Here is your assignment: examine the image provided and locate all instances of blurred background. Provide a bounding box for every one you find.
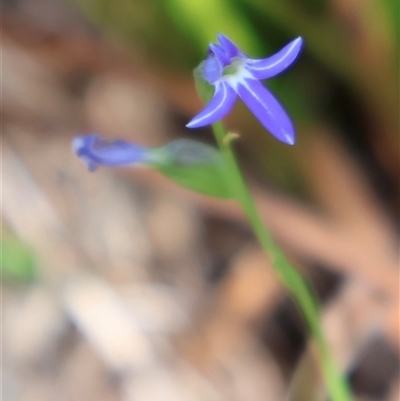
[2,0,399,400]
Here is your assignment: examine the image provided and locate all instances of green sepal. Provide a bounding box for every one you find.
[194,63,215,103]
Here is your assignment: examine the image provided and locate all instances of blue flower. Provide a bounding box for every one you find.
[72,134,149,171]
[186,34,304,145]
[72,134,223,171]
[72,134,232,197]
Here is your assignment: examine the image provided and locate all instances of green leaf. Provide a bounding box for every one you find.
[151,139,233,198]
[1,238,37,284]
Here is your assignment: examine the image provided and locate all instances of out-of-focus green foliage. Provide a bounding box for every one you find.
[383,0,400,39]
[75,0,198,68]
[2,237,37,284]
[163,0,263,53]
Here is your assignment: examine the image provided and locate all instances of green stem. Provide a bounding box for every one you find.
[212,121,353,401]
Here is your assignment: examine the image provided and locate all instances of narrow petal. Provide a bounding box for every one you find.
[217,34,241,58]
[72,134,148,170]
[246,37,303,80]
[208,43,230,66]
[186,82,237,128]
[236,79,295,144]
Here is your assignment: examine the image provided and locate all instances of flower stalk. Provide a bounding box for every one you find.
[211,119,353,401]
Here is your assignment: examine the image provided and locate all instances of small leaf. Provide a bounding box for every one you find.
[2,238,37,284]
[152,139,232,198]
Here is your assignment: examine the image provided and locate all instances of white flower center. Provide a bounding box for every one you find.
[221,59,254,89]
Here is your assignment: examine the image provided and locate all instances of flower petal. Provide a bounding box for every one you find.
[186,81,237,128]
[208,43,230,66]
[236,79,295,144]
[217,34,241,58]
[202,54,223,84]
[246,37,303,80]
[72,134,148,170]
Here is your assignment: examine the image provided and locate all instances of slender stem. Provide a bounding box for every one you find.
[212,121,353,401]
